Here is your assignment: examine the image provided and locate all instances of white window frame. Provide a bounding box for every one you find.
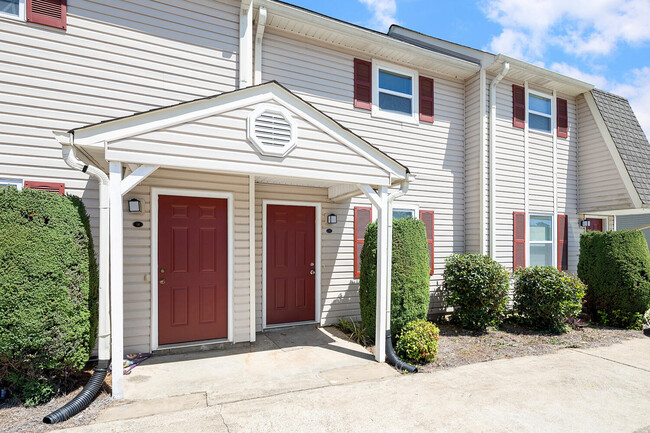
[392,204,419,220]
[0,0,25,21]
[528,90,553,134]
[372,60,419,125]
[527,213,555,267]
[0,178,23,190]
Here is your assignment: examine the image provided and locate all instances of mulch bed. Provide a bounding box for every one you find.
[0,370,113,433]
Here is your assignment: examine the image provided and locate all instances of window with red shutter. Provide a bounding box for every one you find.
[354,206,372,278]
[557,214,568,270]
[513,211,526,269]
[419,76,434,123]
[24,180,65,194]
[557,98,568,138]
[27,0,66,30]
[512,84,525,129]
[419,210,434,274]
[354,59,372,110]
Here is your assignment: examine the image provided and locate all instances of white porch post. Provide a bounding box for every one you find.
[109,162,125,399]
[375,186,390,362]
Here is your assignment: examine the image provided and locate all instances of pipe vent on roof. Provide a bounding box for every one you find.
[247,104,297,157]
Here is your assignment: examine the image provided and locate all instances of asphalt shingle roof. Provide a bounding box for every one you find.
[590,89,650,205]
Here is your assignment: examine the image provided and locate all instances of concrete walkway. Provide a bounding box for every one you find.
[59,330,650,433]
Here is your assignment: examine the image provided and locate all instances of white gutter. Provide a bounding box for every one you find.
[488,62,510,258]
[239,0,254,88]
[254,6,267,85]
[478,67,486,254]
[54,131,110,362]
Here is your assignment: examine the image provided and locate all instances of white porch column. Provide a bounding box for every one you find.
[375,186,390,362]
[249,175,256,342]
[109,162,125,399]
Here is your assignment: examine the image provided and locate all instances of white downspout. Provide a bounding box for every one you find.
[54,131,110,363]
[488,62,510,258]
[254,6,267,85]
[239,0,254,89]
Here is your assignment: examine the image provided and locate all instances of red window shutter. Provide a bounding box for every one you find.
[557,98,568,138]
[27,0,66,30]
[420,210,435,275]
[419,76,434,123]
[354,206,372,278]
[24,181,65,195]
[354,58,372,110]
[557,214,568,270]
[512,84,525,129]
[513,211,526,269]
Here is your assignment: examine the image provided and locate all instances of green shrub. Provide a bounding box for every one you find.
[334,318,371,346]
[0,187,98,405]
[578,230,650,325]
[597,310,644,330]
[513,266,585,333]
[442,254,510,330]
[359,218,431,339]
[395,319,439,364]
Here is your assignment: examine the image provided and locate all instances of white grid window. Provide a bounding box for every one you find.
[0,0,25,21]
[529,92,552,133]
[529,214,553,266]
[372,61,418,124]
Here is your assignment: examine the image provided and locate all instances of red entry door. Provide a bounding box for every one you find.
[266,205,316,325]
[158,195,228,345]
[586,218,603,232]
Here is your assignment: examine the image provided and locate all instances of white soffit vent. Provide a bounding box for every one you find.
[247,104,297,157]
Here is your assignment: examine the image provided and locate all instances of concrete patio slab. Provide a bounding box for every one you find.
[93,392,207,423]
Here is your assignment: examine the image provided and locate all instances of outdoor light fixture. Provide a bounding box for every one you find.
[580,219,591,227]
[327,214,337,224]
[128,198,142,213]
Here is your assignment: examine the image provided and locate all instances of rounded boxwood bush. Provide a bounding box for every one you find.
[513,266,585,333]
[442,254,510,331]
[578,230,650,327]
[395,319,439,364]
[359,218,430,339]
[0,187,98,405]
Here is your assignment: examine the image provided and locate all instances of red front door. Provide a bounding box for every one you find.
[158,195,228,345]
[266,205,316,325]
[586,218,603,232]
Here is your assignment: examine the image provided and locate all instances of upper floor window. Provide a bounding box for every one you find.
[0,0,24,20]
[528,92,552,133]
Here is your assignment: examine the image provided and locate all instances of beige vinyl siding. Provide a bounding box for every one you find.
[0,0,240,352]
[123,169,250,353]
[464,73,481,254]
[262,31,466,318]
[577,94,635,212]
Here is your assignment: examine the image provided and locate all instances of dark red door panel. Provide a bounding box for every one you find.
[158,195,228,345]
[586,218,603,232]
[267,205,316,325]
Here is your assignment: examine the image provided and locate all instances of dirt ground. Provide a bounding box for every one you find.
[0,374,113,433]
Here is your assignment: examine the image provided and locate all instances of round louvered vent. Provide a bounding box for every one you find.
[247,105,297,157]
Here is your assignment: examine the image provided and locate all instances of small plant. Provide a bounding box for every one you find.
[395,319,440,364]
[597,310,644,330]
[334,318,371,346]
[644,309,650,327]
[513,266,585,333]
[442,254,510,331]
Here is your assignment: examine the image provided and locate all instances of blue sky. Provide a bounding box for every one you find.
[282,0,650,137]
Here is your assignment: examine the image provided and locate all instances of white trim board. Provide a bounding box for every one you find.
[150,187,235,351]
[262,200,322,329]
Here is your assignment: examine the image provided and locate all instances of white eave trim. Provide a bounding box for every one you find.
[583,91,644,209]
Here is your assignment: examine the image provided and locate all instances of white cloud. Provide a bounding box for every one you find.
[358,0,398,31]
[549,62,610,88]
[483,0,650,58]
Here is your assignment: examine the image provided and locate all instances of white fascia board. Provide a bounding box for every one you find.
[583,92,643,209]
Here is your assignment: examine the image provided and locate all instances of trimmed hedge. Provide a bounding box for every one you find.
[513,266,585,333]
[442,254,510,331]
[395,319,439,364]
[359,218,430,339]
[578,230,650,327]
[0,187,98,405]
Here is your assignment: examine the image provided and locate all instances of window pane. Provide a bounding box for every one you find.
[530,113,551,132]
[529,94,551,114]
[530,215,552,241]
[0,0,19,16]
[530,243,553,266]
[393,209,415,219]
[378,70,412,95]
[378,92,412,115]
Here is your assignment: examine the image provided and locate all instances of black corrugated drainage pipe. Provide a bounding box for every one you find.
[43,359,109,424]
[385,330,418,373]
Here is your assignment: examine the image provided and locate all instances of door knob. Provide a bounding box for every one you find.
[160,268,165,274]
[159,279,166,284]
[310,270,316,275]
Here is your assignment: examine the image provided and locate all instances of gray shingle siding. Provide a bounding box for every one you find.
[590,89,650,204]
